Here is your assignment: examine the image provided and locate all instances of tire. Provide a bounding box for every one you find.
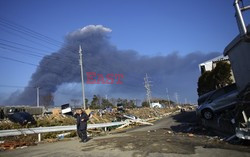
[202,109,214,120]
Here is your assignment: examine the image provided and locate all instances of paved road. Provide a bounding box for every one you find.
[1,112,250,157]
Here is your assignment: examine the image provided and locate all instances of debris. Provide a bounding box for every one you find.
[186,127,192,132]
[18,146,28,149]
[0,141,36,150]
[231,118,235,124]
[0,107,178,151]
[123,114,138,120]
[167,131,172,134]
[134,120,153,126]
[188,133,194,137]
[57,132,71,140]
[51,108,61,115]
[8,112,36,125]
[117,122,130,129]
[225,135,236,142]
[236,127,250,140]
[181,108,186,112]
[61,104,73,116]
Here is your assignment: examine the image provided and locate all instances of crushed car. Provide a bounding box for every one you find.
[8,110,36,125]
[196,83,239,120]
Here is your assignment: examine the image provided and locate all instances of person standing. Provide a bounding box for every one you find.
[73,109,81,139]
[77,109,89,142]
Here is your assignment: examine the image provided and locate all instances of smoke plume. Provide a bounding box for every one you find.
[5,25,220,105]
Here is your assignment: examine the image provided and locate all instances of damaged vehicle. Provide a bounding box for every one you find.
[196,83,239,120]
[8,110,36,125]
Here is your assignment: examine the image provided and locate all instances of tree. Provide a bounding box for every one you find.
[213,61,233,88]
[117,98,123,104]
[109,98,117,106]
[197,71,215,96]
[85,98,88,108]
[141,101,150,107]
[197,61,233,96]
[89,95,100,109]
[123,100,136,108]
[101,99,113,109]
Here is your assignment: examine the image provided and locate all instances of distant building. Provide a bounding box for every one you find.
[199,55,229,74]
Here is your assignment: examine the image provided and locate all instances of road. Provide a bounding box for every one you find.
[1,111,250,157]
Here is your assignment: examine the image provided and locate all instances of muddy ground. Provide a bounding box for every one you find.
[1,111,250,157]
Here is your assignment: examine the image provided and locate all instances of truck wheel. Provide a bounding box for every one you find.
[202,109,213,120]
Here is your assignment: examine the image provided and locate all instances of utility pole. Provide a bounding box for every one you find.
[174,92,179,105]
[166,88,170,106]
[79,45,86,109]
[144,73,152,107]
[36,87,40,107]
[134,99,137,106]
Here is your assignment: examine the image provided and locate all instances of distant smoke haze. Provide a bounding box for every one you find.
[3,25,220,105]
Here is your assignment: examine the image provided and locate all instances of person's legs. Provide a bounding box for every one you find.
[77,129,82,138]
[80,129,87,142]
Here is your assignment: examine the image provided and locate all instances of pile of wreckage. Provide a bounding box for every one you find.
[196,0,250,140]
[0,107,180,150]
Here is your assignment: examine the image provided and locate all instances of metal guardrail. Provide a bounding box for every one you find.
[0,121,127,137]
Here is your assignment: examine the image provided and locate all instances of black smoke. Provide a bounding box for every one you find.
[5,25,220,105]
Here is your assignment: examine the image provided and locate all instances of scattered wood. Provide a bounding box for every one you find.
[0,141,36,150]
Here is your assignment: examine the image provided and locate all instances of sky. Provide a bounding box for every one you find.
[0,0,249,106]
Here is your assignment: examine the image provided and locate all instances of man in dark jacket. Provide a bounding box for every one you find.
[77,109,89,142]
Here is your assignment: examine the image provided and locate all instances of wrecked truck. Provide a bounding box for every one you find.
[222,0,250,140]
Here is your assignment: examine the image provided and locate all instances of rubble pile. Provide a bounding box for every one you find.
[126,108,170,119]
[35,114,76,127]
[0,135,37,151]
[0,107,180,148]
[0,107,180,130]
[0,141,36,150]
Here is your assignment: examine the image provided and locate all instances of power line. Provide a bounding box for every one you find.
[0,26,56,51]
[0,55,38,66]
[0,54,143,91]
[0,18,147,85]
[0,17,63,45]
[0,18,62,47]
[0,18,145,80]
[0,42,80,65]
[0,18,148,94]
[0,17,79,57]
[0,18,79,60]
[0,84,34,88]
[0,39,52,55]
[0,55,76,77]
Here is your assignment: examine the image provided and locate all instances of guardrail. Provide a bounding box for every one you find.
[0,121,127,140]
